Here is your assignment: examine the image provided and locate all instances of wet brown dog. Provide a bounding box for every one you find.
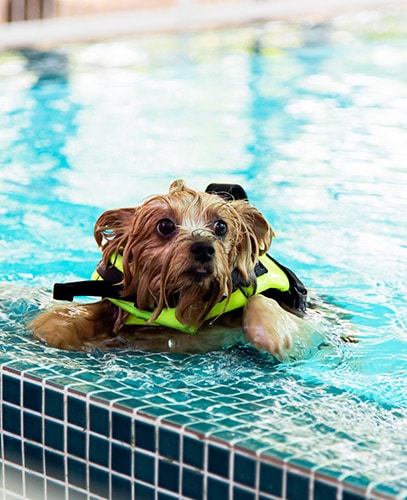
[30,180,316,359]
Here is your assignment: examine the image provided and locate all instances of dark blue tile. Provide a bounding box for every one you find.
[158,493,178,500]
[47,479,65,498]
[183,436,204,469]
[259,462,283,497]
[67,396,86,427]
[112,412,132,443]
[233,486,255,500]
[89,465,109,497]
[45,419,64,452]
[314,479,337,500]
[182,468,203,500]
[3,374,20,405]
[159,460,179,493]
[112,474,133,500]
[67,427,86,459]
[4,435,22,465]
[45,388,64,420]
[89,405,109,436]
[208,444,230,479]
[134,451,155,485]
[286,471,309,500]
[89,434,109,468]
[134,483,155,500]
[234,453,256,488]
[24,442,44,473]
[24,412,42,443]
[135,421,156,452]
[342,491,365,500]
[23,381,42,413]
[159,428,180,461]
[45,450,65,481]
[2,404,21,435]
[112,442,131,476]
[25,472,45,500]
[207,476,229,498]
[68,458,87,489]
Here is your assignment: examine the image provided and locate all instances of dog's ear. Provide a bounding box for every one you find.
[94,207,136,254]
[234,202,274,255]
[250,207,274,254]
[231,202,274,283]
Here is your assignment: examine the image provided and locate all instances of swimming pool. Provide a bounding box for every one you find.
[1,10,407,499]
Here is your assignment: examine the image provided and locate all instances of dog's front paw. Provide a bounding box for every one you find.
[30,306,85,350]
[30,300,118,351]
[30,304,106,350]
[243,295,301,360]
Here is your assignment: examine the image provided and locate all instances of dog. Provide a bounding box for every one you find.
[30,180,319,360]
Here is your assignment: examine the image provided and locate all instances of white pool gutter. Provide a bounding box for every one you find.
[0,0,404,49]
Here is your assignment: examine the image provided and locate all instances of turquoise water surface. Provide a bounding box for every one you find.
[1,11,407,494]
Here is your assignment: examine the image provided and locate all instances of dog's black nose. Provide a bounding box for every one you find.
[190,241,215,263]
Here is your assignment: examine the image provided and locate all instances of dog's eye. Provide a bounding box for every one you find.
[157,218,176,237]
[213,220,228,238]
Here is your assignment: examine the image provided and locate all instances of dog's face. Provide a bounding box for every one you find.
[94,180,273,328]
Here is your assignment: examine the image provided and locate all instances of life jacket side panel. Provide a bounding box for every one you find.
[108,297,197,334]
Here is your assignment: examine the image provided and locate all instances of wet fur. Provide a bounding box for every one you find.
[30,180,314,359]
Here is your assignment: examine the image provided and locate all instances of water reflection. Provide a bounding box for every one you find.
[0,49,99,283]
[10,49,77,183]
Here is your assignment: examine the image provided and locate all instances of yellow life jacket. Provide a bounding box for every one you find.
[91,253,296,334]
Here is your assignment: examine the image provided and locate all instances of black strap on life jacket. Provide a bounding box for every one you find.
[53,280,123,301]
[53,256,307,314]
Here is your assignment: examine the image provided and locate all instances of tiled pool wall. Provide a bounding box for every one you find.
[0,365,396,500]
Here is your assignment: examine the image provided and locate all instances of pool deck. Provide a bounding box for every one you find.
[0,0,405,49]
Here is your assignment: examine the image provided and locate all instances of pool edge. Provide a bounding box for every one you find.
[0,0,406,50]
[0,364,401,499]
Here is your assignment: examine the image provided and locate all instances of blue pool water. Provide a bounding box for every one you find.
[1,11,407,497]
